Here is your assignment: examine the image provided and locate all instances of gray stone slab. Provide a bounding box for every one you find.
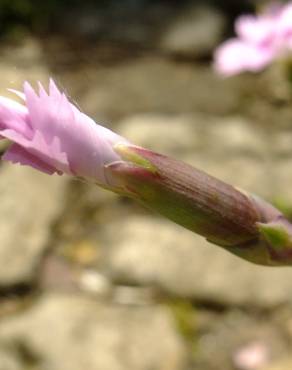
[102,216,292,307]
[0,164,67,285]
[0,293,187,370]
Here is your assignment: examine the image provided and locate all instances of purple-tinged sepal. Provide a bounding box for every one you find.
[107,143,292,266]
[256,216,292,265]
[107,144,261,248]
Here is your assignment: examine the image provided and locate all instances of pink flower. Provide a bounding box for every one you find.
[233,341,269,370]
[277,2,292,46]
[2,80,292,267]
[214,38,275,76]
[214,2,292,76]
[0,80,128,187]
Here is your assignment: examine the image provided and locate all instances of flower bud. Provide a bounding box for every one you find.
[107,144,292,266]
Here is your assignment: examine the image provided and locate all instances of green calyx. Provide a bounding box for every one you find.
[114,143,156,173]
[110,143,292,266]
[111,143,261,248]
[257,221,292,251]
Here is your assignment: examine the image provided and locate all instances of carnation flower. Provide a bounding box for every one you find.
[214,3,292,76]
[0,80,128,188]
[2,79,292,266]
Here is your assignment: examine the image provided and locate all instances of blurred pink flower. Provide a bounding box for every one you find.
[233,341,269,370]
[0,80,128,187]
[214,2,292,76]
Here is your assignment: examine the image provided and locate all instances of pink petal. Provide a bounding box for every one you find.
[235,15,276,45]
[3,143,58,175]
[277,3,292,41]
[214,4,290,77]
[214,39,275,76]
[1,128,71,175]
[8,89,25,101]
[0,96,26,114]
[0,80,129,185]
[0,96,32,138]
[24,81,127,183]
[49,78,63,99]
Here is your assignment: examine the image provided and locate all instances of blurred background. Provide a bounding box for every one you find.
[2,1,292,370]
